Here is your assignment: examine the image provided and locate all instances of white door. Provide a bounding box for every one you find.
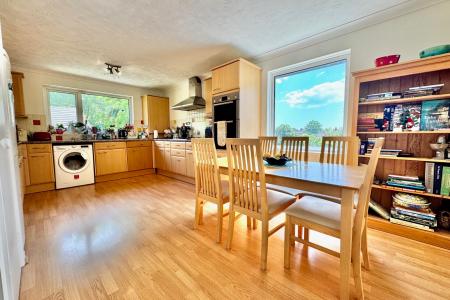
[0,45,25,299]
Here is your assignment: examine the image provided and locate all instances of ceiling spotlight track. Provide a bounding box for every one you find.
[105,62,122,75]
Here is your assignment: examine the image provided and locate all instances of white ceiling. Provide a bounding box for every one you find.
[0,0,440,88]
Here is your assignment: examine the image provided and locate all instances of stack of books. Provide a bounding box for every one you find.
[386,175,426,191]
[357,113,383,132]
[390,193,437,231]
[380,149,402,157]
[403,84,443,98]
[359,92,403,102]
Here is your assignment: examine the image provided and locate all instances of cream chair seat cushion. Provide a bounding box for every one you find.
[258,188,296,214]
[285,196,355,230]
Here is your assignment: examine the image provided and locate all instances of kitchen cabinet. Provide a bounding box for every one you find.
[212,61,239,95]
[211,58,261,138]
[18,144,30,186]
[154,142,165,170]
[127,146,153,171]
[11,72,26,117]
[185,150,195,178]
[95,148,128,176]
[27,144,54,185]
[142,95,170,132]
[171,156,186,176]
[28,152,54,185]
[164,148,171,171]
[204,78,212,115]
[126,141,153,171]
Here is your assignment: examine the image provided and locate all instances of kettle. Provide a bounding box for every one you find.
[118,129,128,139]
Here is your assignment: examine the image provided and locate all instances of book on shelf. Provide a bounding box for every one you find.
[386,175,426,191]
[360,92,402,102]
[425,162,435,193]
[440,166,450,196]
[434,164,443,194]
[383,105,396,131]
[390,209,437,227]
[389,217,434,232]
[368,200,390,220]
[392,204,436,220]
[420,99,450,131]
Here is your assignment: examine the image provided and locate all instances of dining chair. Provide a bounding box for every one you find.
[317,136,373,267]
[259,136,278,156]
[225,138,296,271]
[284,137,383,299]
[263,136,310,198]
[320,136,360,166]
[192,138,229,243]
[280,136,309,161]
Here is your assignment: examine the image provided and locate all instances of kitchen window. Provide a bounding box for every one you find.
[47,88,132,129]
[267,50,350,150]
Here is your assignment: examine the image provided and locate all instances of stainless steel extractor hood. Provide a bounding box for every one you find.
[171,76,206,111]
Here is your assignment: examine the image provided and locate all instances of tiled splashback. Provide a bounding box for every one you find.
[16,114,48,132]
[170,109,211,137]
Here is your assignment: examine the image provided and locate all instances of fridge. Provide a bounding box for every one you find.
[0,23,25,300]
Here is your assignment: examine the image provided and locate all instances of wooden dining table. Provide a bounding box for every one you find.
[217,157,366,299]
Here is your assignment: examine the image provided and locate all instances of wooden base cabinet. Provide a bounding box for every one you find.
[186,150,194,178]
[171,156,186,176]
[126,141,153,171]
[26,144,54,185]
[95,148,128,176]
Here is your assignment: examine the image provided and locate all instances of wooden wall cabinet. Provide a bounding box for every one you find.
[212,61,239,94]
[142,95,170,132]
[95,148,128,176]
[204,78,212,115]
[211,58,261,138]
[11,72,26,117]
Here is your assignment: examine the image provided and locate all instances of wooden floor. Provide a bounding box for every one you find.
[20,174,450,299]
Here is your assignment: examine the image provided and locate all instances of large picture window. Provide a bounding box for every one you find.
[268,50,350,150]
[47,88,132,129]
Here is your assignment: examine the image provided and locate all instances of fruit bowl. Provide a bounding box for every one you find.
[263,154,291,166]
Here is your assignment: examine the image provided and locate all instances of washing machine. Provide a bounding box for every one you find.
[53,144,95,189]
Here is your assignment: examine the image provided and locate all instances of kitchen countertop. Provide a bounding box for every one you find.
[19,138,195,145]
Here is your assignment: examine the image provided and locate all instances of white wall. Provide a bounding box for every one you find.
[256,1,450,134]
[12,65,164,128]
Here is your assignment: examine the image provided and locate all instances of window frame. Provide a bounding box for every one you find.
[266,49,351,142]
[44,85,134,128]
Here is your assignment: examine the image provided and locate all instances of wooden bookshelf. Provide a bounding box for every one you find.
[353,53,450,250]
[358,93,450,106]
[371,184,450,200]
[357,130,450,135]
[368,215,450,250]
[359,154,449,163]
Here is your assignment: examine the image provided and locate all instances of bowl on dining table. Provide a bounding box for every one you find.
[263,154,291,166]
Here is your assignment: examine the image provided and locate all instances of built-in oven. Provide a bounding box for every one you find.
[213,91,239,149]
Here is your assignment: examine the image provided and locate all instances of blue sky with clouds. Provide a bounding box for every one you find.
[274,60,346,129]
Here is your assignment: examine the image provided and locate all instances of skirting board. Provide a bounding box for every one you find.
[95,169,155,183]
[25,182,55,194]
[156,169,195,184]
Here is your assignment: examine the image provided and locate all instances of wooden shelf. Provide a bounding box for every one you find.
[357,130,450,135]
[371,184,450,200]
[358,93,450,106]
[368,215,450,250]
[359,154,449,163]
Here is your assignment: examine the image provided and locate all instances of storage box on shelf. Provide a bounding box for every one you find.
[353,53,450,249]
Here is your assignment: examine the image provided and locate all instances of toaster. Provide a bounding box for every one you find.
[32,132,51,141]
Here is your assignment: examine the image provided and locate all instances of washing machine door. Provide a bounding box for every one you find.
[58,149,90,174]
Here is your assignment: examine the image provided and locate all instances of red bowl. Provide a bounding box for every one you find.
[375,55,400,67]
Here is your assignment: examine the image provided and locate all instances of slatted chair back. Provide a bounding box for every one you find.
[353,138,383,237]
[226,138,267,217]
[320,136,360,166]
[259,136,278,156]
[280,137,309,161]
[192,138,222,202]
